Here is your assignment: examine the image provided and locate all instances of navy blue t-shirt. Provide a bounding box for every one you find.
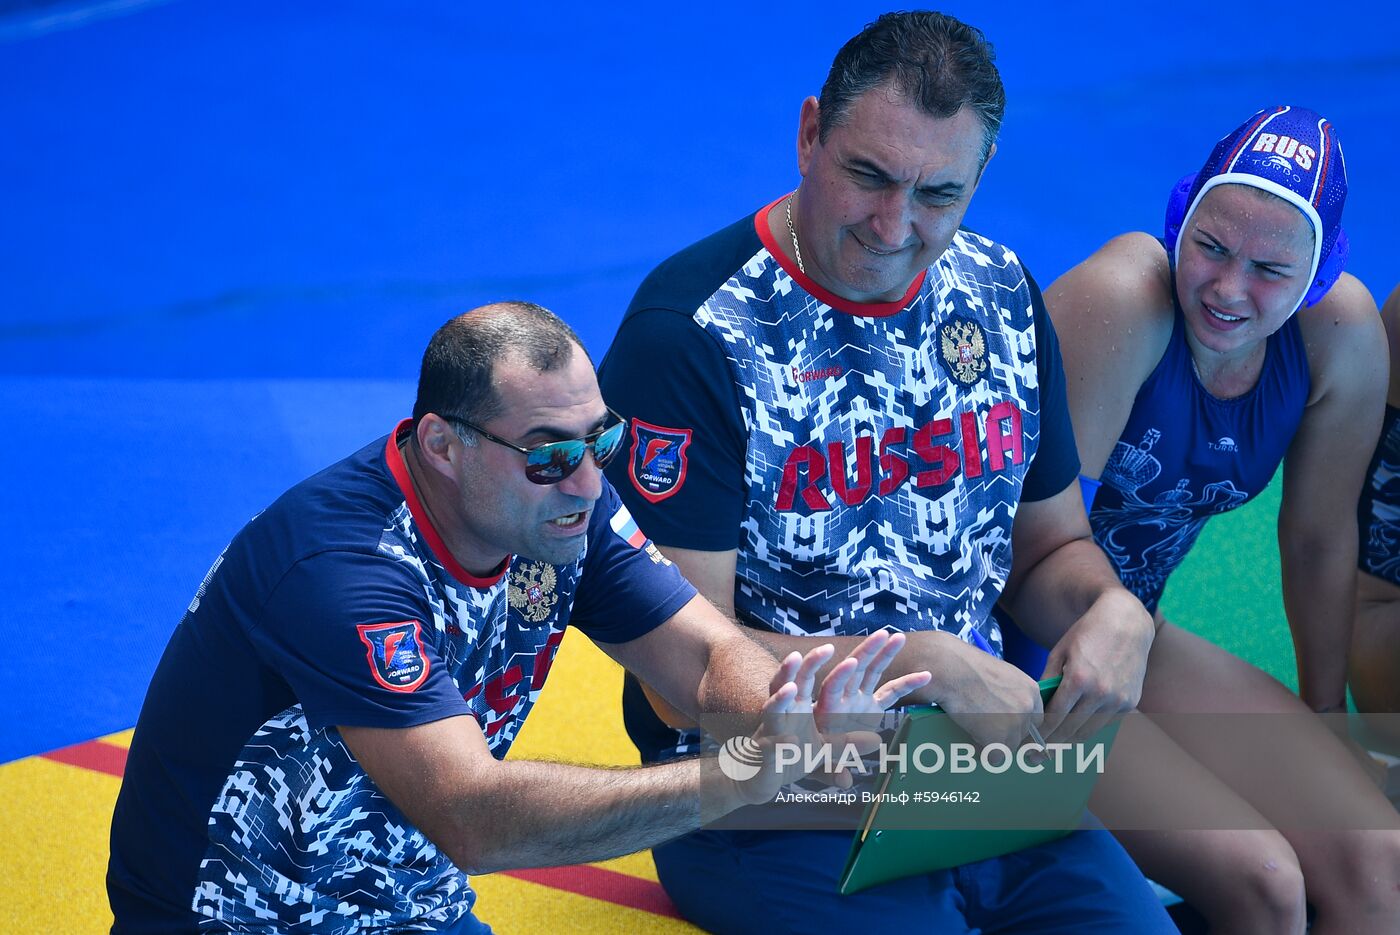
[597,202,1078,760]
[108,421,695,933]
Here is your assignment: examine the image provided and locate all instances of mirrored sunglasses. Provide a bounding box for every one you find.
[440,408,628,485]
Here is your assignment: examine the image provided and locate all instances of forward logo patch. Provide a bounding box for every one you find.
[628,420,692,503]
[357,620,430,692]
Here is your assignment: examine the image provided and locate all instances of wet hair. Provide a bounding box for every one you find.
[411,302,588,436]
[817,11,1005,163]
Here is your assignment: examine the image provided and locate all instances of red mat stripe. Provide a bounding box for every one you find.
[502,865,680,918]
[37,737,680,919]
[40,739,128,777]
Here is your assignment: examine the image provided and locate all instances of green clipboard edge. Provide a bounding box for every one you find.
[837,676,1119,895]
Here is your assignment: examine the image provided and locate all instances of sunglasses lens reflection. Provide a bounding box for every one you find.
[592,422,625,468]
[521,418,628,485]
[525,441,587,483]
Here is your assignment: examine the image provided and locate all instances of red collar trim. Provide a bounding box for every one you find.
[385,419,509,588]
[754,195,926,318]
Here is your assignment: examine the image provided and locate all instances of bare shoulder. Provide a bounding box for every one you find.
[1296,272,1385,401]
[1045,232,1175,387]
[1297,272,1382,353]
[1045,232,1177,476]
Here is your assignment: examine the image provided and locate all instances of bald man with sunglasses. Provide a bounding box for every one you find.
[107,302,929,935]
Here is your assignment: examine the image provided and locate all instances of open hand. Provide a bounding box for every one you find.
[734,632,931,802]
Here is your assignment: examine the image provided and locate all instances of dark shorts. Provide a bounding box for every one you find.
[1359,404,1400,586]
[652,824,1175,934]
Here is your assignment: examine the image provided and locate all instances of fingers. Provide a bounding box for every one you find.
[792,643,835,706]
[1040,657,1077,740]
[1045,704,1120,747]
[813,629,910,705]
[815,655,859,711]
[817,630,894,706]
[781,632,913,715]
[768,651,803,696]
[1041,674,1080,744]
[871,669,932,709]
[1073,707,1122,745]
[857,631,904,697]
[772,633,931,754]
[1043,671,1131,745]
[758,677,799,735]
[1039,649,1068,739]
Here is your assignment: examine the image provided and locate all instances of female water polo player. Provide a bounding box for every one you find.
[1046,106,1400,933]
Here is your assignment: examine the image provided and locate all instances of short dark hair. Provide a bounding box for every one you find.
[818,11,1005,163]
[411,302,588,431]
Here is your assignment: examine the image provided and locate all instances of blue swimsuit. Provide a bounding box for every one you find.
[1358,404,1400,586]
[1088,300,1310,612]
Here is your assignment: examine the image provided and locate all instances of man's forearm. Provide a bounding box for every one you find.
[691,629,782,724]
[1004,536,1145,646]
[447,756,740,875]
[456,631,888,875]
[640,625,783,733]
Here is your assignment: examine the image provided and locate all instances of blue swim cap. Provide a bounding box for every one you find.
[1164,106,1348,309]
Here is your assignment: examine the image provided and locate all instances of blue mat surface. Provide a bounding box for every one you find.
[2,0,1397,761]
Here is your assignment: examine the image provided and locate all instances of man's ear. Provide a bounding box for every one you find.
[974,141,997,186]
[796,96,821,177]
[415,414,461,480]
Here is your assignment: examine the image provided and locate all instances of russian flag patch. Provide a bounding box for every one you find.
[609,503,648,549]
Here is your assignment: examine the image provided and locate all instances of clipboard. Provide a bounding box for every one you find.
[837,676,1119,894]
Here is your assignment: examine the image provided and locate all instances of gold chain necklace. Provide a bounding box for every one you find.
[784,193,806,274]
